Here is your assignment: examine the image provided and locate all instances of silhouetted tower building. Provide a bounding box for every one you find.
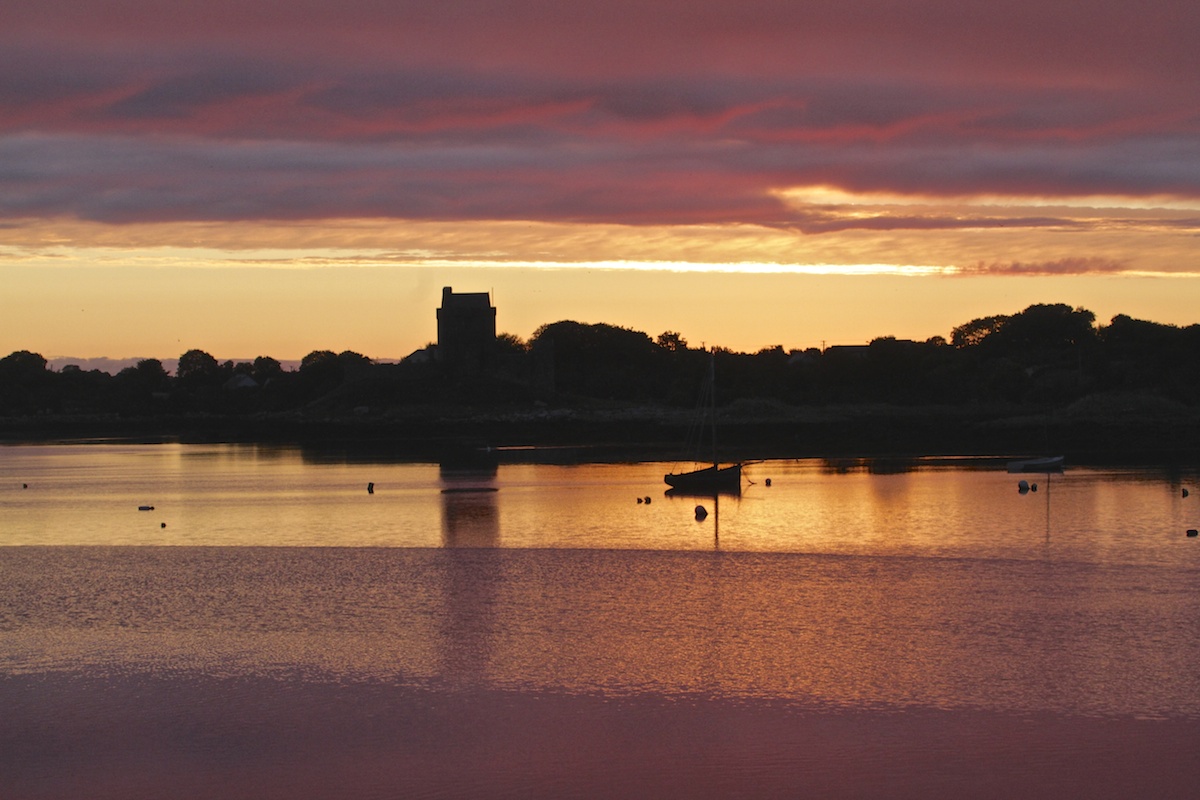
[436,286,496,374]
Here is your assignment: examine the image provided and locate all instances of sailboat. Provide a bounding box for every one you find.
[664,352,742,493]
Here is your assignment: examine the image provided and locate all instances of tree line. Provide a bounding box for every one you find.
[2,304,1198,418]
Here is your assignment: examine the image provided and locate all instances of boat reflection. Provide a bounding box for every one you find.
[821,456,1008,474]
[664,486,742,499]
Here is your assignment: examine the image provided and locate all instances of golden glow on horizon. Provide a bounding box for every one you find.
[2,209,1199,361]
[4,260,1199,362]
[1,212,1198,279]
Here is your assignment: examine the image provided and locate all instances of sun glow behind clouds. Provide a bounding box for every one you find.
[0,242,946,277]
[775,185,1200,212]
[0,216,950,275]
[425,260,947,276]
[774,185,1200,240]
[2,212,1199,282]
[4,208,1198,280]
[0,217,951,278]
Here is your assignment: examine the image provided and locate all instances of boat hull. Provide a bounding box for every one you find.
[1007,456,1064,473]
[664,464,742,494]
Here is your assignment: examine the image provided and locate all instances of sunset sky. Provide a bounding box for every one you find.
[2,1,1199,364]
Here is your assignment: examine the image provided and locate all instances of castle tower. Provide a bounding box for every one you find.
[436,286,496,374]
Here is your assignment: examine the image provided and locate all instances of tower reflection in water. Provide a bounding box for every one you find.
[437,448,501,686]
[439,447,500,548]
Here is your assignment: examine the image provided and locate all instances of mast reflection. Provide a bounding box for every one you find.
[666,487,738,550]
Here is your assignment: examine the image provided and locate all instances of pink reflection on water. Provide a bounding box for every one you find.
[3,673,1198,800]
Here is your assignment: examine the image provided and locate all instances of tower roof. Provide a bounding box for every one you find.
[440,286,492,310]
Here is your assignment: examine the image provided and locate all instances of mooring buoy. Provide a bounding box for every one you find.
[367,482,375,494]
[1187,529,1198,537]
[695,505,708,520]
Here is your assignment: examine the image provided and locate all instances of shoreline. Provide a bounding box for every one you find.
[3,398,1199,466]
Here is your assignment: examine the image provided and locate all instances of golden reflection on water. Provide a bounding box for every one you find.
[2,444,1199,566]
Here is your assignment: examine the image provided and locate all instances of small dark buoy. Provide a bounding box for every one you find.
[1031,483,1038,492]
[644,496,651,504]
[695,505,708,520]
[138,505,154,511]
[1184,488,1190,498]
[22,483,28,489]
[765,478,772,487]
[1018,480,1030,493]
[1187,529,1198,537]
[367,482,375,495]
[637,497,644,504]
[160,522,166,529]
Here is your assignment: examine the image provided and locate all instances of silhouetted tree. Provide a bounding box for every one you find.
[133,359,170,390]
[530,320,664,399]
[865,337,925,402]
[252,356,283,385]
[1101,315,1177,359]
[176,349,222,386]
[0,350,49,413]
[657,331,688,351]
[711,346,788,403]
[172,349,229,411]
[112,359,171,413]
[1098,315,1200,399]
[991,304,1096,355]
[295,350,354,401]
[55,364,113,413]
[300,350,338,372]
[338,350,372,372]
[952,315,1009,348]
[945,304,1098,402]
[496,333,527,354]
[0,350,47,381]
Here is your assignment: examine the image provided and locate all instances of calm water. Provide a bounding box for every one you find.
[3,443,1200,799]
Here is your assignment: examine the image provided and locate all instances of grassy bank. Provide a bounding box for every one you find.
[3,391,1198,465]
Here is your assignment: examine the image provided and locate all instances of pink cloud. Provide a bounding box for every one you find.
[1,1,1199,226]
[9,2,1199,86]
